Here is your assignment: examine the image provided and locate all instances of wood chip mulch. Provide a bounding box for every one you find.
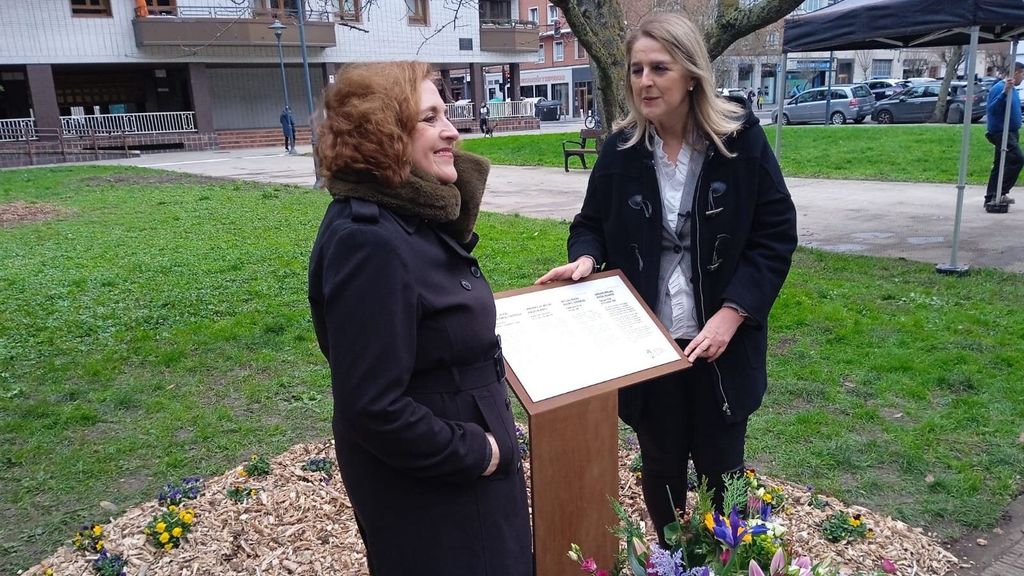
[21,441,958,576]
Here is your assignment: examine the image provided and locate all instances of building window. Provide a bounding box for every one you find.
[871,59,893,79]
[406,0,428,25]
[547,4,558,24]
[575,39,586,60]
[70,0,111,16]
[554,41,564,62]
[528,6,538,24]
[338,0,361,21]
[537,43,545,63]
[143,0,176,16]
[765,31,778,49]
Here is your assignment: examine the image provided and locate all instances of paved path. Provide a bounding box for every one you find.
[98,145,1024,274]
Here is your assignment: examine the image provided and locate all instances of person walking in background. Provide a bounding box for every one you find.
[479,102,493,136]
[280,106,296,153]
[536,13,797,546]
[746,88,755,109]
[985,61,1023,207]
[308,61,532,576]
[756,87,765,111]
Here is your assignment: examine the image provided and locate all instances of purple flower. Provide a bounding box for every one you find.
[711,506,769,549]
[580,558,597,573]
[646,545,685,576]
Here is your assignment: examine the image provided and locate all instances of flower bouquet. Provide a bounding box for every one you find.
[569,470,839,576]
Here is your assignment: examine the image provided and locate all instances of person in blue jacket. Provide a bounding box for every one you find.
[984,61,1023,207]
[279,106,296,152]
[537,13,797,546]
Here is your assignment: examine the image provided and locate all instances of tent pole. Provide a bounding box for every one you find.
[774,51,788,159]
[937,25,979,276]
[992,38,1020,208]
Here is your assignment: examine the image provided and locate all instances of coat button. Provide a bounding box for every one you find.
[505,397,512,410]
[460,280,472,291]
[470,266,481,278]
[673,245,683,254]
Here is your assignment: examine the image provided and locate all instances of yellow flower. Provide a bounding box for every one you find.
[239,469,248,477]
[156,522,166,533]
[172,527,182,537]
[168,505,178,513]
[92,525,103,536]
[164,542,174,550]
[763,493,774,503]
[866,528,876,539]
[849,517,862,527]
[96,540,104,551]
[160,532,170,543]
[181,512,194,524]
[745,469,756,479]
[704,512,715,532]
[44,569,54,576]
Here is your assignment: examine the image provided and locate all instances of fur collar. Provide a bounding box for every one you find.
[325,150,489,243]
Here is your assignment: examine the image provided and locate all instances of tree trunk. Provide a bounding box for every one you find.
[931,45,963,123]
[551,0,806,136]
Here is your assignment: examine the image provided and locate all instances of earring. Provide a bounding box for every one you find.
[688,85,694,92]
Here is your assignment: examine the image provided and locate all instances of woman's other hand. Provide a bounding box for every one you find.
[683,307,744,363]
[534,256,596,284]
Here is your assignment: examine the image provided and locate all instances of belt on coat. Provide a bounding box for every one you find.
[412,346,507,394]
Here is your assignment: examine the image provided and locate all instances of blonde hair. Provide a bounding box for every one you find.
[316,61,433,187]
[615,13,744,156]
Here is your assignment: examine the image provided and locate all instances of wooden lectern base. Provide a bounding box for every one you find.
[530,391,619,575]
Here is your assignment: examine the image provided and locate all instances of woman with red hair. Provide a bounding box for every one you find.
[308,61,532,575]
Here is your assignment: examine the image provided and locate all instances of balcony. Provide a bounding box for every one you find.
[479,19,540,53]
[132,6,337,48]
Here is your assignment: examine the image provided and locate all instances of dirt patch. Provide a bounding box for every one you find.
[80,172,228,187]
[0,202,68,228]
[773,335,797,355]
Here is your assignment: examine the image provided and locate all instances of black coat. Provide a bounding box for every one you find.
[568,111,797,425]
[309,197,532,576]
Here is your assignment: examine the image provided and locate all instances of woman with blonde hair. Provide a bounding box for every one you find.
[538,12,797,545]
[309,61,532,575]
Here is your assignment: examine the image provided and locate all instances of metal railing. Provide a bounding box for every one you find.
[479,18,539,29]
[445,101,538,120]
[140,5,332,22]
[59,112,196,136]
[0,118,37,142]
[446,102,476,121]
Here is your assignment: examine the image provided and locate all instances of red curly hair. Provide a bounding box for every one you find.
[316,61,433,187]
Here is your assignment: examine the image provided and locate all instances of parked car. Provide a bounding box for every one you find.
[903,77,937,86]
[770,84,875,125]
[871,82,987,124]
[865,79,910,101]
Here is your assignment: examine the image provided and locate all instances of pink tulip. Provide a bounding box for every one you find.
[580,558,597,573]
[881,559,898,574]
[721,549,732,564]
[749,560,766,576]
[770,548,786,576]
[596,571,609,576]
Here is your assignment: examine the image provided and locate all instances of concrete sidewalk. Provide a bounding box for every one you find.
[97,144,1024,274]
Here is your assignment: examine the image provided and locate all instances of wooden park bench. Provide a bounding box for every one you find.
[562,128,604,172]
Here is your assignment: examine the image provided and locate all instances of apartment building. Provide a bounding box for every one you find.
[516,3,594,119]
[0,0,540,151]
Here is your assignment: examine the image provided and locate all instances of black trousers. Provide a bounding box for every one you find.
[634,340,748,547]
[985,131,1023,202]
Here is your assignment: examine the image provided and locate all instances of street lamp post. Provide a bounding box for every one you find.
[268,19,295,155]
[295,0,321,185]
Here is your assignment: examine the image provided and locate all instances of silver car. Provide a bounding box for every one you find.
[772,84,875,125]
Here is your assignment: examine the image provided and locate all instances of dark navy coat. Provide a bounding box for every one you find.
[568,111,797,426]
[309,197,532,576]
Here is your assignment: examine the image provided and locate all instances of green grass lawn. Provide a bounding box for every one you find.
[460,124,995,185]
[1,166,1022,573]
